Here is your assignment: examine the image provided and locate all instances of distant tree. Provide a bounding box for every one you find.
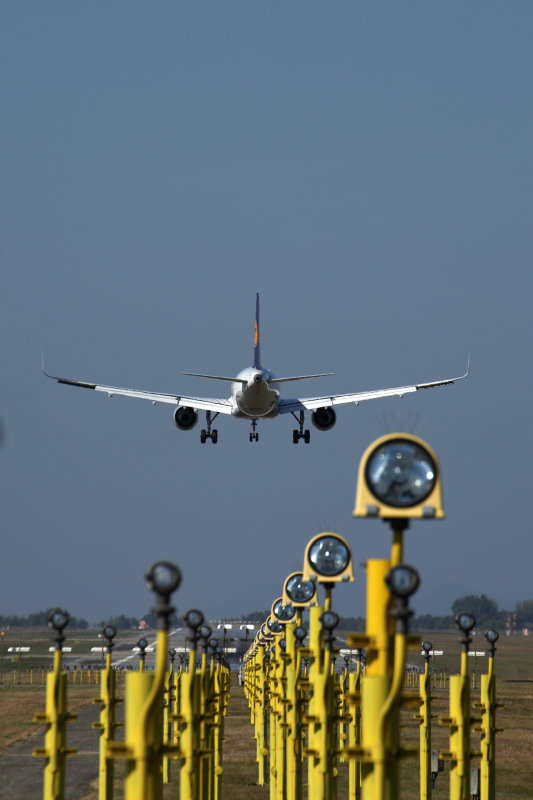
[242,610,270,623]
[515,600,533,627]
[0,608,88,629]
[451,595,501,628]
[97,614,140,630]
[411,614,455,631]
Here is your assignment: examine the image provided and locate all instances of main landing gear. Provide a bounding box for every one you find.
[200,411,219,444]
[291,410,310,444]
[249,419,259,442]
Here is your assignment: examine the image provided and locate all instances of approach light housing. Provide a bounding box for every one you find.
[282,572,317,607]
[354,433,444,520]
[303,533,354,583]
[271,597,296,623]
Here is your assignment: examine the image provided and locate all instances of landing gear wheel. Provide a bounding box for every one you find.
[249,431,259,442]
[304,429,310,444]
[200,429,207,444]
[211,430,218,444]
[293,430,299,444]
[249,432,253,442]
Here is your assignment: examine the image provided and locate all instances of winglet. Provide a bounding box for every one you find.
[253,292,261,370]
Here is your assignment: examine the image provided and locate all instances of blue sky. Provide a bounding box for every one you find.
[2,3,532,624]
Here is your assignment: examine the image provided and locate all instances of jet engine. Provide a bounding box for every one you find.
[174,406,198,431]
[311,406,337,431]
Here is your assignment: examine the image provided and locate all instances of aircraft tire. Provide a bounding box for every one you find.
[212,430,218,443]
[304,430,310,444]
[293,430,299,444]
[200,429,207,443]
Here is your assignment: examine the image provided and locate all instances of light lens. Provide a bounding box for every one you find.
[485,629,499,644]
[137,638,148,649]
[385,564,420,598]
[273,598,296,622]
[365,439,437,508]
[456,612,475,633]
[294,626,307,641]
[49,609,69,630]
[422,640,432,654]
[103,625,117,640]
[267,618,284,634]
[285,574,316,604]
[320,611,340,630]
[185,609,204,629]
[308,536,350,577]
[199,624,212,639]
[146,561,181,593]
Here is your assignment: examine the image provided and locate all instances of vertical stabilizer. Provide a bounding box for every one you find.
[253,293,261,369]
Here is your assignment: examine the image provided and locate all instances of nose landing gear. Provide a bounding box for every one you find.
[249,419,259,442]
[291,410,310,444]
[200,411,219,444]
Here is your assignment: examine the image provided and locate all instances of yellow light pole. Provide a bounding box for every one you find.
[136,638,149,672]
[417,640,433,800]
[302,533,354,800]
[108,561,182,800]
[180,608,205,800]
[93,624,123,800]
[478,630,501,800]
[352,434,445,800]
[440,612,478,800]
[33,609,78,800]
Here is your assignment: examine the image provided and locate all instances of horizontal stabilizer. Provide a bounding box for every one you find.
[181,372,245,383]
[268,373,334,384]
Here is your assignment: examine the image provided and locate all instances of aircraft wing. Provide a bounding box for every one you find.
[42,365,234,414]
[278,362,469,414]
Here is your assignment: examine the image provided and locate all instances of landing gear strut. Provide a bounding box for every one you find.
[200,411,219,444]
[291,410,310,444]
[249,419,259,442]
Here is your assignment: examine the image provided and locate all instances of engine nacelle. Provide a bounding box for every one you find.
[311,406,337,431]
[174,406,198,431]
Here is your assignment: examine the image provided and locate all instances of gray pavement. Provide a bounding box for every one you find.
[0,703,101,800]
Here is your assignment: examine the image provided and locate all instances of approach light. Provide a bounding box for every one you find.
[320,610,340,631]
[421,640,432,656]
[267,617,284,635]
[294,626,307,644]
[145,561,182,595]
[272,597,296,623]
[354,433,444,519]
[103,624,117,642]
[184,609,204,630]
[137,637,148,652]
[283,572,317,606]
[455,613,476,635]
[485,629,499,645]
[385,564,420,599]
[303,533,354,583]
[199,624,212,640]
[49,608,69,633]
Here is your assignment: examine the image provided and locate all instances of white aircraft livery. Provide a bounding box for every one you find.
[43,294,469,444]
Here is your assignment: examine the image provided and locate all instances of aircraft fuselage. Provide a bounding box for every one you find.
[231,368,280,418]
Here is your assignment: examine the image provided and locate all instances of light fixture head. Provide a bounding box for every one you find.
[385,564,420,599]
[455,612,476,634]
[421,640,432,655]
[272,597,296,623]
[199,624,212,640]
[283,572,317,606]
[137,637,148,650]
[485,629,499,645]
[184,608,204,629]
[294,626,307,642]
[320,610,340,631]
[303,533,354,583]
[49,608,69,632]
[354,433,445,519]
[103,624,117,641]
[145,561,182,595]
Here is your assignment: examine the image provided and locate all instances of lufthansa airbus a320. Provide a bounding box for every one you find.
[43,295,469,444]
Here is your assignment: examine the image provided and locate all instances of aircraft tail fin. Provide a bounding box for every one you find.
[253,292,261,369]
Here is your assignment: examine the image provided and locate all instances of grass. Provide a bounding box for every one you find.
[1,630,532,797]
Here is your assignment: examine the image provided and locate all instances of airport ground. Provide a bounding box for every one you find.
[0,627,531,798]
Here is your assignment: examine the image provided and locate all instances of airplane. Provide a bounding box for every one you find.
[43,294,469,444]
